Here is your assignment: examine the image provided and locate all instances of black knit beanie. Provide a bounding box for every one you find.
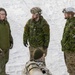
[34,49,43,60]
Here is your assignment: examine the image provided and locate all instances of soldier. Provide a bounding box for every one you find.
[22,49,52,75]
[23,7,50,61]
[0,8,13,75]
[61,7,75,75]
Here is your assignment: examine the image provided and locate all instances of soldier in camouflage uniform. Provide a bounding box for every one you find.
[23,7,50,61]
[22,49,52,75]
[0,8,13,75]
[61,7,75,75]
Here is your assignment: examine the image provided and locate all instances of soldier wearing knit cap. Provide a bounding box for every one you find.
[22,49,52,75]
[23,7,50,61]
[61,7,75,75]
[0,8,13,75]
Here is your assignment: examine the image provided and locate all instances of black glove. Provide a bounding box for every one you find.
[24,42,28,47]
[0,48,3,54]
[10,43,13,49]
[0,48,4,58]
[43,46,47,50]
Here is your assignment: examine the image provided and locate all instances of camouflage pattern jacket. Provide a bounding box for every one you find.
[61,17,75,51]
[23,16,50,48]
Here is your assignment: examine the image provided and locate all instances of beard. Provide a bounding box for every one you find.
[32,17,37,20]
[64,16,69,19]
[32,16,39,21]
[65,17,67,19]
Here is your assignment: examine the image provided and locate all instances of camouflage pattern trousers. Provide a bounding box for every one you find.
[64,51,75,75]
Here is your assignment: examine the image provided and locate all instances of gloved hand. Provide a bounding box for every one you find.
[10,43,13,49]
[24,42,28,47]
[0,48,4,58]
[43,46,47,50]
[0,48,3,54]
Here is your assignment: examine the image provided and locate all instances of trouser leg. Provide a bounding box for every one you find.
[0,50,9,75]
[29,46,37,60]
[0,62,6,75]
[64,51,75,75]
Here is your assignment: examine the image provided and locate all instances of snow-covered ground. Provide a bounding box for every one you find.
[0,0,75,75]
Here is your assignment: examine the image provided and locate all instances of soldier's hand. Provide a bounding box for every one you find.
[43,46,47,50]
[0,48,3,54]
[10,43,13,49]
[0,48,4,58]
[24,42,28,47]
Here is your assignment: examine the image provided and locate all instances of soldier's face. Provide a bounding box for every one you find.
[64,12,74,19]
[0,11,6,20]
[64,13,69,19]
[32,13,39,20]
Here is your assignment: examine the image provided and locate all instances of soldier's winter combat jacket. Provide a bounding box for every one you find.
[61,17,75,51]
[23,16,50,48]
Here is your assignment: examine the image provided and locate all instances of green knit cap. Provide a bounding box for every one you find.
[30,7,42,14]
[33,49,43,60]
